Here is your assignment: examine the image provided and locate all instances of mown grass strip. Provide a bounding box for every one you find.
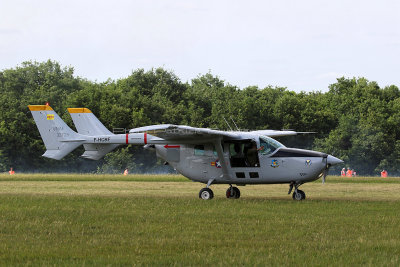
[0,194,399,266]
[313,176,400,184]
[1,176,400,265]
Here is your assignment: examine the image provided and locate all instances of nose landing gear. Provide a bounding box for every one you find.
[288,182,306,201]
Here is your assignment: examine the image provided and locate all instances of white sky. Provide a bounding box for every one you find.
[1,0,399,92]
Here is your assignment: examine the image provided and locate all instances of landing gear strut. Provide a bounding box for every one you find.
[226,185,240,199]
[288,182,306,201]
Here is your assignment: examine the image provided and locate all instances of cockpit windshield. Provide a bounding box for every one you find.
[259,136,285,156]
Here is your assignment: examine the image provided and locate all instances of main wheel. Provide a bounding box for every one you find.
[226,187,241,199]
[226,188,233,198]
[232,187,240,199]
[292,189,306,201]
[199,188,214,200]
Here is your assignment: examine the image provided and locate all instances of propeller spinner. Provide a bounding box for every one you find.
[322,155,344,183]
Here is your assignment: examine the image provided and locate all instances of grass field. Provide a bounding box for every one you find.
[0,174,400,266]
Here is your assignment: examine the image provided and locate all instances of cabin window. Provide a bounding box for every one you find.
[212,143,224,156]
[249,172,259,178]
[236,172,245,178]
[259,136,284,156]
[194,145,205,156]
[212,147,218,156]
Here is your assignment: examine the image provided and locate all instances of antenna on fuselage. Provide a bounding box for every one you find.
[230,116,239,131]
[223,117,233,131]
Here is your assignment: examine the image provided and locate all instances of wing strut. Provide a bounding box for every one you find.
[214,138,231,180]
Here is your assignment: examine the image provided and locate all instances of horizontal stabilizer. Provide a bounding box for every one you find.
[81,144,120,160]
[42,148,79,160]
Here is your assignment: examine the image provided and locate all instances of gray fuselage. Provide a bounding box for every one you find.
[155,136,330,185]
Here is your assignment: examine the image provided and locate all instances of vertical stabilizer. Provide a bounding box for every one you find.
[67,108,113,135]
[28,105,85,160]
[68,108,119,160]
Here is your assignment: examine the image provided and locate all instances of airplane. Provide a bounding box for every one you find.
[28,105,343,200]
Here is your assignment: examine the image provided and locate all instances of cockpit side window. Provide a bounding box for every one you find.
[194,145,205,156]
[259,136,284,156]
[212,147,218,156]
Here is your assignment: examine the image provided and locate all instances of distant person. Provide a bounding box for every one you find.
[123,169,128,176]
[341,168,346,176]
[381,170,388,178]
[346,168,352,177]
[352,170,357,177]
[9,167,15,175]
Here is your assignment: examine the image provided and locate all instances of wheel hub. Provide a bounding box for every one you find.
[201,191,210,199]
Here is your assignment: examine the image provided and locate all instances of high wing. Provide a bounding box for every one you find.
[250,130,315,137]
[130,125,312,139]
[28,104,312,163]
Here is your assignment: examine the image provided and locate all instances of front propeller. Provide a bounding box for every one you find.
[322,155,344,183]
[322,156,328,184]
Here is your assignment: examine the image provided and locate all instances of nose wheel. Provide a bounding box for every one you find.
[292,189,306,200]
[288,182,306,201]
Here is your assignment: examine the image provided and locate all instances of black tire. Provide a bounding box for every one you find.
[199,188,214,200]
[226,188,233,198]
[232,187,241,199]
[226,187,241,199]
[292,189,305,201]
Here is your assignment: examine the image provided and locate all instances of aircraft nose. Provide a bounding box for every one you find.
[327,155,343,166]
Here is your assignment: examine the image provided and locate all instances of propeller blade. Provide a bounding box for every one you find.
[322,155,343,184]
[322,168,327,184]
[322,156,328,184]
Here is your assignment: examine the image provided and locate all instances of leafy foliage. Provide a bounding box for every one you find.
[0,61,399,175]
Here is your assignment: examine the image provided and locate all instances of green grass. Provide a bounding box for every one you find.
[319,175,400,184]
[0,174,400,266]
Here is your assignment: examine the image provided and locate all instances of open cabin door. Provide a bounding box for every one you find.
[226,140,260,168]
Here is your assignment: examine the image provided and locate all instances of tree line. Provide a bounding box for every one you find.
[0,60,399,175]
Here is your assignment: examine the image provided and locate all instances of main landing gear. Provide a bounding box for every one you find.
[199,179,215,200]
[199,180,241,200]
[288,182,306,201]
[199,188,214,200]
[226,185,240,199]
[198,186,241,200]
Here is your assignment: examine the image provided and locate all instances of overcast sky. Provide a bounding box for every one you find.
[1,0,399,92]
